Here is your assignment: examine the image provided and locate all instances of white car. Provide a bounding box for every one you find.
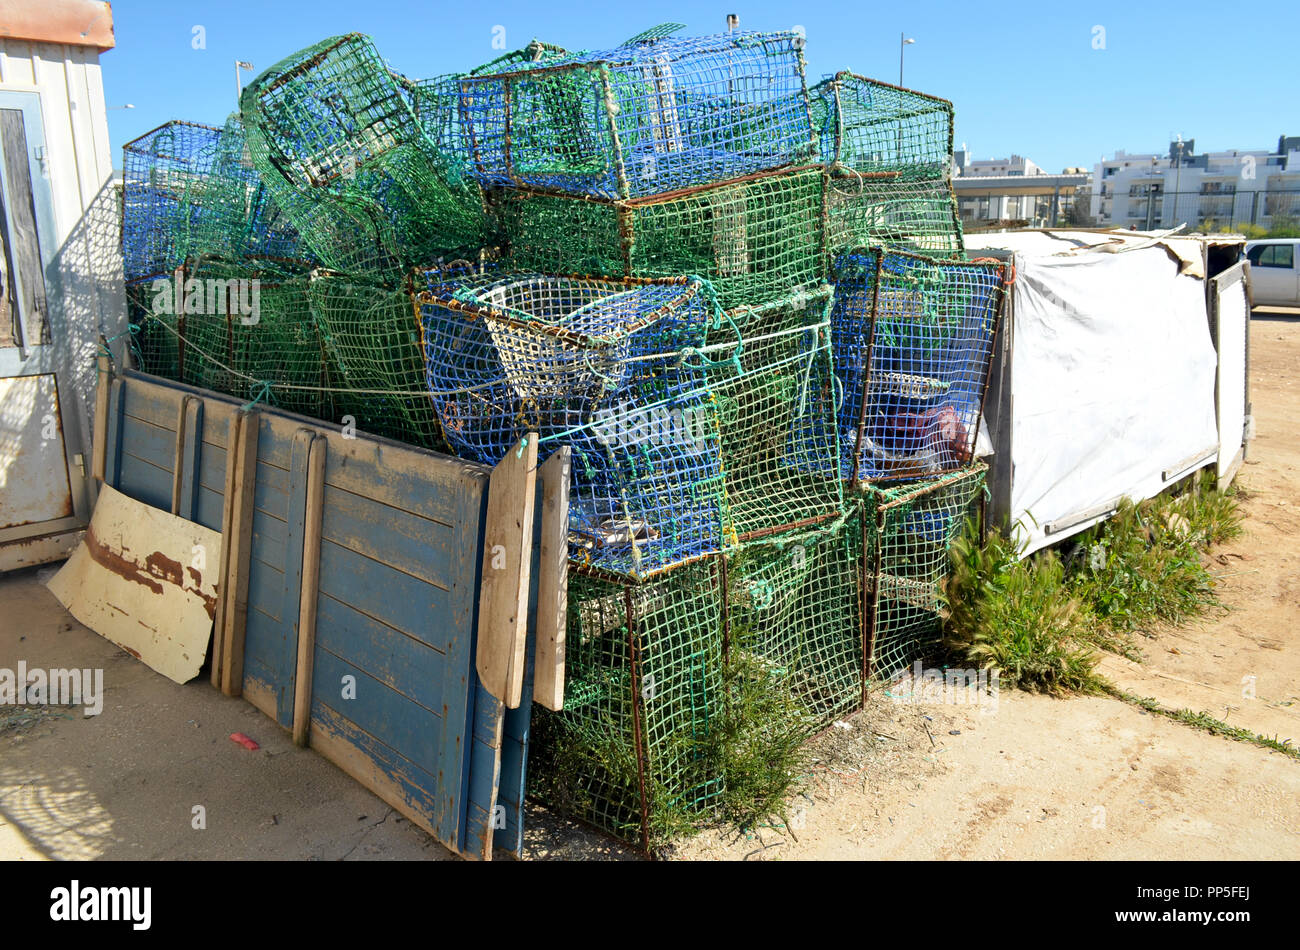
[1245,238,1300,307]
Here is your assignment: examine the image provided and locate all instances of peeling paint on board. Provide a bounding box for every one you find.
[47,484,222,683]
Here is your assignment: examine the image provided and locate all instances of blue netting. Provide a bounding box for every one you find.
[121,118,308,285]
[418,269,730,580]
[824,249,1006,483]
[122,121,223,283]
[456,31,815,199]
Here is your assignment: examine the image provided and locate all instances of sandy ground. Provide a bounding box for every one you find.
[2,312,1297,862]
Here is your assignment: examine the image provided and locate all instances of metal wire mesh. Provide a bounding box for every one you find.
[726,512,864,727]
[529,559,725,846]
[811,72,962,258]
[458,31,815,199]
[864,464,985,679]
[828,249,1006,483]
[418,269,729,580]
[122,120,222,283]
[495,164,826,311]
[239,32,491,280]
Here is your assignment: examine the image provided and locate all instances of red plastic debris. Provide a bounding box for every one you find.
[229,732,260,751]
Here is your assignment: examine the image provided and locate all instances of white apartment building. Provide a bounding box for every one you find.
[1091,136,1300,230]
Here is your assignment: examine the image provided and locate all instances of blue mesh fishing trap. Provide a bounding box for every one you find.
[827,249,1007,483]
[418,268,731,580]
[456,31,815,199]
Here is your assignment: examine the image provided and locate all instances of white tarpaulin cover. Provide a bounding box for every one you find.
[966,232,1219,555]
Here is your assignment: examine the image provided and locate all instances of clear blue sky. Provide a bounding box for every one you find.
[103,0,1297,173]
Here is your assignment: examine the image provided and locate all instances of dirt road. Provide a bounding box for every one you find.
[2,314,1297,862]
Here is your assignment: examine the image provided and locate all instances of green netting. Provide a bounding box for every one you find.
[811,72,963,258]
[529,559,725,846]
[407,40,569,158]
[710,286,843,541]
[457,31,814,199]
[165,256,337,418]
[496,164,826,310]
[239,32,491,281]
[726,510,865,727]
[307,271,447,449]
[864,463,986,679]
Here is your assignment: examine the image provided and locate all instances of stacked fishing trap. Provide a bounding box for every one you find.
[120,23,1007,851]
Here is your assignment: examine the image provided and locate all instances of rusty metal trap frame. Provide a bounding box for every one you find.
[455,30,816,201]
[528,557,726,849]
[418,268,733,580]
[121,118,307,285]
[822,248,1007,484]
[239,32,492,280]
[811,72,963,258]
[493,163,827,312]
[863,463,986,680]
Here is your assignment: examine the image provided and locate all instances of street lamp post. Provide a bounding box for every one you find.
[899,34,915,87]
[235,60,254,103]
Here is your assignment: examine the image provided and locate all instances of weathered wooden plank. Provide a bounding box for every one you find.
[194,485,224,534]
[173,396,203,520]
[312,650,441,774]
[534,447,569,710]
[476,433,538,707]
[103,377,124,489]
[119,412,177,475]
[121,376,185,430]
[262,428,314,727]
[249,510,288,576]
[308,701,447,848]
[92,350,109,483]
[115,453,173,512]
[293,435,327,747]
[316,539,455,650]
[314,594,446,711]
[498,478,544,856]
[435,469,490,847]
[212,411,241,689]
[318,483,456,589]
[465,681,505,861]
[220,410,260,697]
[321,434,483,526]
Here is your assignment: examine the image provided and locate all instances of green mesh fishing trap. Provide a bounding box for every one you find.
[456,31,814,200]
[823,248,1007,484]
[725,509,865,727]
[407,39,569,159]
[239,32,491,281]
[157,256,338,419]
[307,271,447,449]
[709,285,843,541]
[495,164,826,311]
[811,72,963,258]
[529,559,725,848]
[864,463,986,679]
